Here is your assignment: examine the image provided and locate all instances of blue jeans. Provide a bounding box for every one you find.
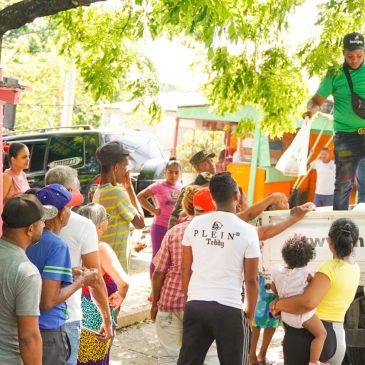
[356,158,365,203]
[333,132,365,210]
[64,321,81,365]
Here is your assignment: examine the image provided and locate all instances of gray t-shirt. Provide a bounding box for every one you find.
[0,238,42,364]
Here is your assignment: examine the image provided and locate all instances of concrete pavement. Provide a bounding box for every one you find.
[110,320,285,364]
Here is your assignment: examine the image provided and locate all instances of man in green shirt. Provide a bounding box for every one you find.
[305,32,365,210]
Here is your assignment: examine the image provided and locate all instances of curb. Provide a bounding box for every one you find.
[118,304,151,328]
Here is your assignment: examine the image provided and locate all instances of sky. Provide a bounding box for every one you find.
[144,0,323,93]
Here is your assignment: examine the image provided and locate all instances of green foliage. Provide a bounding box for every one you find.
[176,129,225,172]
[1,21,103,130]
[300,1,365,77]
[3,0,365,136]
[51,4,161,123]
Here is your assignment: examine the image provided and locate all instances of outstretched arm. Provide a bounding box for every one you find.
[303,94,327,118]
[258,203,314,240]
[237,193,287,222]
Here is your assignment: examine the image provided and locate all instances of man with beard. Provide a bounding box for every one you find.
[304,32,365,210]
[0,194,58,365]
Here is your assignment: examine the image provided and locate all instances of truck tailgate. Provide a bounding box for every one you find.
[260,210,365,286]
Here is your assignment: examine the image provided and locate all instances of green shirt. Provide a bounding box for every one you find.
[317,64,365,132]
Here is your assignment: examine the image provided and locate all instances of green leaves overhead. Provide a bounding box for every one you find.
[52,5,161,122]
[3,0,365,134]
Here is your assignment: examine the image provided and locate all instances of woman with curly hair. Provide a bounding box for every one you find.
[271,235,327,365]
[271,218,360,365]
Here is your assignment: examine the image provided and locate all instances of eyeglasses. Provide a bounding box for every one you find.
[103,213,111,222]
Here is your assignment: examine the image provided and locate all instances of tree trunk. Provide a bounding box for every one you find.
[0,0,107,36]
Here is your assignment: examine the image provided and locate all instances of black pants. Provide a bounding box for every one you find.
[283,321,336,365]
[178,300,250,365]
[41,327,70,365]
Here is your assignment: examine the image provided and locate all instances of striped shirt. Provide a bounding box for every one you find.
[93,183,137,272]
[154,219,191,311]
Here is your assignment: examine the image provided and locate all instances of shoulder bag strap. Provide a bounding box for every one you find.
[343,64,354,93]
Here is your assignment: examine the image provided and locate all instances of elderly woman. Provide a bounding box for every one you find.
[270,218,360,365]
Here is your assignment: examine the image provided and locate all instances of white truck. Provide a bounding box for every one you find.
[260,209,365,364]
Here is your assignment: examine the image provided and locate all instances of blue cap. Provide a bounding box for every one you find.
[36,184,81,210]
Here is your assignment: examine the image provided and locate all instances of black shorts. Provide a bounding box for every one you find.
[283,321,336,365]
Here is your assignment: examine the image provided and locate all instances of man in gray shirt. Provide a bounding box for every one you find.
[0,194,57,365]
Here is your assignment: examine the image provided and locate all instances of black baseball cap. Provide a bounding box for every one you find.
[343,32,364,51]
[96,140,130,166]
[2,194,58,229]
[189,150,215,166]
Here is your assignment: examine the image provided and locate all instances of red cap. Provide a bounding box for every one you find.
[67,191,84,207]
[193,187,216,213]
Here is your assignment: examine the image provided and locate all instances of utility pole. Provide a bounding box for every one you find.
[61,65,76,127]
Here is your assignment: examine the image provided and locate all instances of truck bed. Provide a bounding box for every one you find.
[260,210,365,286]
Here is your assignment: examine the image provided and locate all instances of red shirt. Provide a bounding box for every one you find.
[154,219,191,311]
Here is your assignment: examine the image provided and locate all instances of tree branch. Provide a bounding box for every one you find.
[0,0,107,36]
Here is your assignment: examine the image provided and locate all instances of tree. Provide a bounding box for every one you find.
[2,0,364,136]
[0,0,106,36]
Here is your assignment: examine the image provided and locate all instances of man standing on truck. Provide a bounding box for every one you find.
[304,32,365,210]
[312,147,336,207]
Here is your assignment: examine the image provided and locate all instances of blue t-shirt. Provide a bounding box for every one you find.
[27,230,73,330]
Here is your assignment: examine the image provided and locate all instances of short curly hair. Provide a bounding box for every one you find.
[281,234,316,269]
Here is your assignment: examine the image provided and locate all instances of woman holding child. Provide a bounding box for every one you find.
[270,218,360,365]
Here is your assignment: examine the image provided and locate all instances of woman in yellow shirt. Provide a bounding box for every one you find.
[271,218,360,365]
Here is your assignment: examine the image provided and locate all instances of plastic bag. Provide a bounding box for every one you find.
[275,117,312,176]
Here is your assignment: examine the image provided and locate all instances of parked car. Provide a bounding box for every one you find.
[3,126,167,201]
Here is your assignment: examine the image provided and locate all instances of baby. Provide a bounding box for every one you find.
[271,234,328,365]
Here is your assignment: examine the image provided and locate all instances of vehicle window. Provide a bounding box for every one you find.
[28,143,47,172]
[105,133,165,171]
[79,134,99,175]
[48,135,84,169]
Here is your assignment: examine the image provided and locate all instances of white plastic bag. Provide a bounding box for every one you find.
[275,117,312,176]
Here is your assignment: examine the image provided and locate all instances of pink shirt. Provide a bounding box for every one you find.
[149,181,182,228]
[5,169,30,196]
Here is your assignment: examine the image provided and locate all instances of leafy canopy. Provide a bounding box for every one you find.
[2,0,365,135]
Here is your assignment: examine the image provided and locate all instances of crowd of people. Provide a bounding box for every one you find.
[1,30,365,365]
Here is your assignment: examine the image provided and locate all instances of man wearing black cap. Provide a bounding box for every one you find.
[0,194,57,365]
[304,32,365,210]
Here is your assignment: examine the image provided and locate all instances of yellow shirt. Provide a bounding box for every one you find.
[316,258,360,322]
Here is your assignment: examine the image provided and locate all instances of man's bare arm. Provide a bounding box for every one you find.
[181,246,193,299]
[18,316,42,365]
[237,192,287,222]
[258,203,314,240]
[243,257,259,329]
[303,94,327,118]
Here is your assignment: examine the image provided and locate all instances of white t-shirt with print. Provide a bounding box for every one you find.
[313,160,336,195]
[182,211,260,309]
[60,211,99,322]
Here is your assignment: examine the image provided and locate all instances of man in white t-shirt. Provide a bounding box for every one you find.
[178,172,260,365]
[45,166,112,365]
[312,147,336,207]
